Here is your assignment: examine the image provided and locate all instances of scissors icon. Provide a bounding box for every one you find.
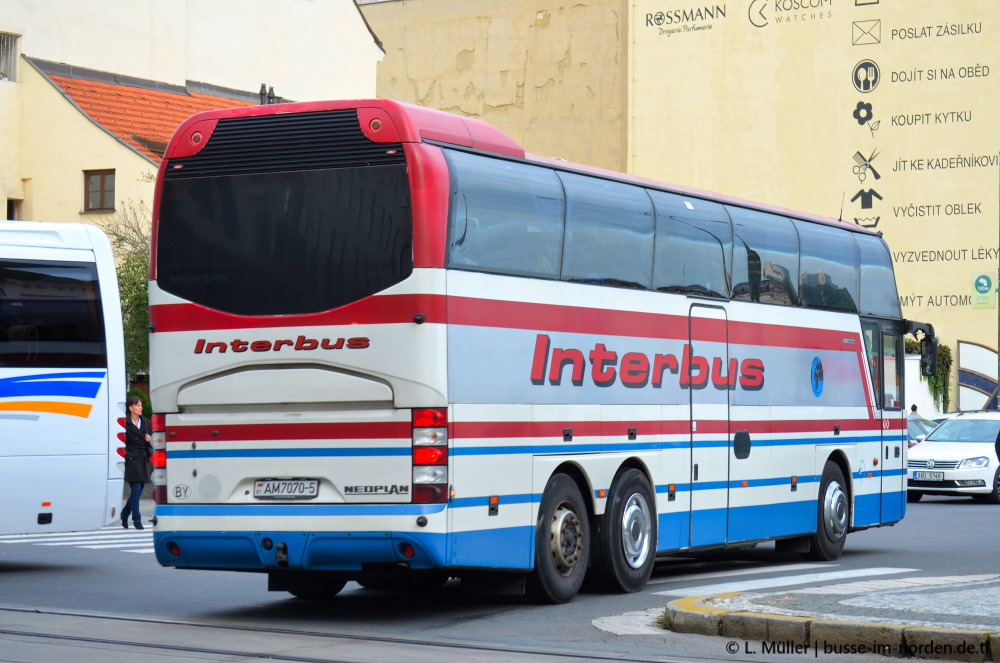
[852,148,881,181]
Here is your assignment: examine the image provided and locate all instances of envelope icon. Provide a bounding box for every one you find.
[855,0,878,5]
[853,19,880,45]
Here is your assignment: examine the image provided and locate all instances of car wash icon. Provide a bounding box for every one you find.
[853,101,879,137]
[852,148,881,182]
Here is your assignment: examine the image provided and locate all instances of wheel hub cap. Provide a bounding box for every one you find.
[549,504,583,576]
[620,493,651,569]
[822,481,848,540]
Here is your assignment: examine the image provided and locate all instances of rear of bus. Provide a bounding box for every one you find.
[148,100,500,592]
[0,222,125,535]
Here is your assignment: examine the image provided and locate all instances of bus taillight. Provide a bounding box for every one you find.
[412,408,448,504]
[150,415,168,505]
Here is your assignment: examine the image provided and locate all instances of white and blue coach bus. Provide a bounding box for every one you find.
[0,222,126,535]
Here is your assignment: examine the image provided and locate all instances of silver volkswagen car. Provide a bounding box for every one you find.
[907,412,1000,503]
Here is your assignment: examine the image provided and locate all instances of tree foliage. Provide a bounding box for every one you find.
[905,337,953,412]
[97,200,151,382]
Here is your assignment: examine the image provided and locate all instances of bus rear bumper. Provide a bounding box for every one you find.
[153,529,448,571]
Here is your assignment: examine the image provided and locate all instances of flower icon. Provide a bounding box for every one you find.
[853,101,873,126]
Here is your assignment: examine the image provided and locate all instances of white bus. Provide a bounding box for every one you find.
[148,100,937,602]
[0,222,126,535]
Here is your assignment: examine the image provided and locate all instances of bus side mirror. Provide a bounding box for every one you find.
[920,336,938,377]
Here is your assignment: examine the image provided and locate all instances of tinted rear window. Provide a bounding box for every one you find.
[0,260,107,368]
[158,165,412,316]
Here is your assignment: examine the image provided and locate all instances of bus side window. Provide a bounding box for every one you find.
[649,191,732,298]
[795,220,860,313]
[882,332,901,409]
[862,323,879,403]
[558,172,653,289]
[445,150,564,279]
[727,207,798,306]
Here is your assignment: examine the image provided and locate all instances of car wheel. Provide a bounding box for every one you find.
[591,468,656,593]
[989,468,1000,505]
[527,473,590,604]
[906,490,923,503]
[807,461,849,560]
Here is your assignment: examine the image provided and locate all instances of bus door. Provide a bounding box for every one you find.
[688,305,731,548]
[862,320,905,523]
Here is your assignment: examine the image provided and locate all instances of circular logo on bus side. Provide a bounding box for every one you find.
[811,357,824,397]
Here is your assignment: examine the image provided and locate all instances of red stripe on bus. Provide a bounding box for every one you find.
[165,421,411,442]
[152,292,864,355]
[150,294,447,332]
[448,297,862,350]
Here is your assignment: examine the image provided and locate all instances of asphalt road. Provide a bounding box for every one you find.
[0,495,996,663]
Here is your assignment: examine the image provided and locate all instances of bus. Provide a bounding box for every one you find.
[148,99,937,603]
[0,221,126,535]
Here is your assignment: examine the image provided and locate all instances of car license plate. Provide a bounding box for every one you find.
[254,479,319,499]
[913,471,943,481]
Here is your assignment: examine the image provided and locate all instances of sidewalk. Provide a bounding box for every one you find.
[662,575,1000,661]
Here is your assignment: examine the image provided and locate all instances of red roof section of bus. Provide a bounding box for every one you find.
[48,74,255,163]
[165,98,526,160]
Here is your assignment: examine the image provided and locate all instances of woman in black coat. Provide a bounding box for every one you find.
[121,395,152,529]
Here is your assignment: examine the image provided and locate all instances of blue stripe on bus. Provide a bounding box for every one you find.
[0,371,106,398]
[450,493,535,508]
[153,493,901,573]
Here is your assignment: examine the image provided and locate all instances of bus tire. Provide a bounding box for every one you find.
[906,490,923,503]
[528,473,590,604]
[807,461,849,561]
[593,468,656,593]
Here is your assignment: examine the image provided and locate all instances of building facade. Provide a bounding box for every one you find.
[2,0,383,223]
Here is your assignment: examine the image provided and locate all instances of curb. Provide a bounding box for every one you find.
[662,594,1000,662]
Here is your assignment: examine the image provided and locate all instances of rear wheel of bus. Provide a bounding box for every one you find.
[808,461,849,560]
[592,468,656,593]
[528,473,590,603]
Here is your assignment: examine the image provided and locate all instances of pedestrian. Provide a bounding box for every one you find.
[908,404,920,419]
[121,395,152,529]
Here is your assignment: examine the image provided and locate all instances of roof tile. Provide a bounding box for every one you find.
[49,75,256,163]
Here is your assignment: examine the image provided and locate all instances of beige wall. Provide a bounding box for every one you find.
[363,0,628,171]
[4,0,381,101]
[629,1,1000,404]
[0,76,21,204]
[19,66,153,223]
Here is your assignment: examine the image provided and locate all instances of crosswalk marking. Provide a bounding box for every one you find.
[0,526,153,553]
[647,562,828,585]
[652,566,917,596]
